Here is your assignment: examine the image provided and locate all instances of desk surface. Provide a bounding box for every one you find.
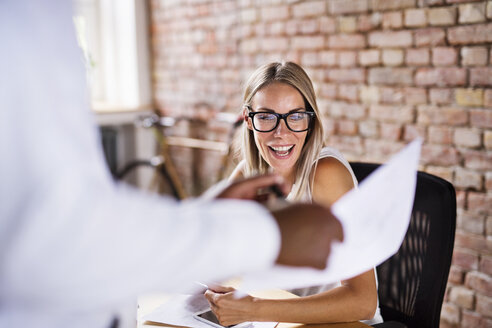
[137,292,370,328]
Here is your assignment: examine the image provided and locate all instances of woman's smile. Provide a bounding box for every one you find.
[268,144,295,158]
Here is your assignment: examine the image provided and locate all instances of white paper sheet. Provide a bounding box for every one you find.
[238,139,422,293]
[141,293,278,328]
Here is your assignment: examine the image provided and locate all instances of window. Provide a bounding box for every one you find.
[73,0,152,112]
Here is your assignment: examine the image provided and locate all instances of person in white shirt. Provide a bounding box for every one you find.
[0,2,343,328]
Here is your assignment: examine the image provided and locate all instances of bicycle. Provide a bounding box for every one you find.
[113,112,243,200]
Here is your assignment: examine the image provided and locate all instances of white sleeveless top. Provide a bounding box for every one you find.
[288,147,383,325]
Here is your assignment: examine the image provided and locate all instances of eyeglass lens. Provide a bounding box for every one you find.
[253,112,311,132]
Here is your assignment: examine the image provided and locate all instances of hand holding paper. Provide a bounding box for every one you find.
[238,139,422,292]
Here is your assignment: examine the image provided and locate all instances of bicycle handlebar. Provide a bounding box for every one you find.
[136,113,243,129]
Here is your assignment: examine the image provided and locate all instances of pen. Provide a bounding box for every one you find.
[270,184,285,198]
[194,281,209,289]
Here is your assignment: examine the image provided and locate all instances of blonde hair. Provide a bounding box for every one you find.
[240,62,324,201]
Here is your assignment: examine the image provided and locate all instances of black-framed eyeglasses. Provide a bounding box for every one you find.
[248,110,315,132]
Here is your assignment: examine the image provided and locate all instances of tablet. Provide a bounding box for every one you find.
[193,309,252,328]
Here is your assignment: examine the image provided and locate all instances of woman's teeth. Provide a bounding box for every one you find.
[269,145,294,157]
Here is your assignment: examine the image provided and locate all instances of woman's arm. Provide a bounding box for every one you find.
[206,157,378,325]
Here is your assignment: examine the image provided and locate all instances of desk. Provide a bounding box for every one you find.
[137,292,370,328]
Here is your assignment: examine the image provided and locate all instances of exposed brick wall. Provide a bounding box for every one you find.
[149,1,492,326]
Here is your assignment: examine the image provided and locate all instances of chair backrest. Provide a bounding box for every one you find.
[349,162,456,328]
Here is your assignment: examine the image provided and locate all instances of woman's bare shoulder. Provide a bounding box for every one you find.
[312,157,354,205]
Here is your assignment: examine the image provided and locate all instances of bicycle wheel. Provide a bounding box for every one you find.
[114,157,182,200]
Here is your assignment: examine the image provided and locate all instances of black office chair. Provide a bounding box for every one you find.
[349,162,456,328]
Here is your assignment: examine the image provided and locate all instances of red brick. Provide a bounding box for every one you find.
[448,266,464,284]
[432,47,458,66]
[320,83,337,99]
[426,165,454,182]
[429,126,453,144]
[458,211,486,234]
[285,19,300,35]
[380,123,402,140]
[337,120,358,135]
[449,286,475,309]
[319,16,336,34]
[267,21,285,36]
[359,120,379,137]
[403,124,426,141]
[369,68,413,86]
[372,0,416,10]
[455,88,484,107]
[382,49,404,66]
[329,102,366,119]
[328,34,366,49]
[261,6,289,21]
[459,2,487,24]
[448,23,492,45]
[440,303,460,325]
[368,31,412,48]
[481,256,492,275]
[428,6,457,26]
[417,105,468,125]
[406,48,430,66]
[299,18,319,34]
[364,139,405,161]
[421,144,460,166]
[382,11,403,29]
[291,36,324,50]
[471,109,492,128]
[338,51,357,67]
[466,271,492,297]
[241,8,257,23]
[468,192,492,215]
[415,68,467,87]
[369,104,414,123]
[429,88,453,105]
[453,248,479,270]
[300,52,319,67]
[326,69,365,83]
[463,149,492,171]
[454,128,482,148]
[470,68,492,87]
[319,51,337,66]
[462,310,486,328]
[328,0,369,15]
[260,37,288,52]
[404,8,427,27]
[462,47,489,67]
[338,16,357,33]
[322,116,336,137]
[358,14,381,31]
[455,231,488,253]
[476,294,492,317]
[378,88,404,105]
[485,90,492,108]
[404,87,427,105]
[487,171,492,190]
[338,84,359,102]
[359,49,380,66]
[326,135,364,156]
[240,39,258,54]
[292,0,326,18]
[414,27,446,46]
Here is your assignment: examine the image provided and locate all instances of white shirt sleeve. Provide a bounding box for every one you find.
[0,0,280,323]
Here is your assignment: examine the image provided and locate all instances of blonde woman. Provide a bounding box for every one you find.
[204,62,383,325]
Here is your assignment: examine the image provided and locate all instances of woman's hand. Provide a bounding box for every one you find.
[204,286,257,326]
